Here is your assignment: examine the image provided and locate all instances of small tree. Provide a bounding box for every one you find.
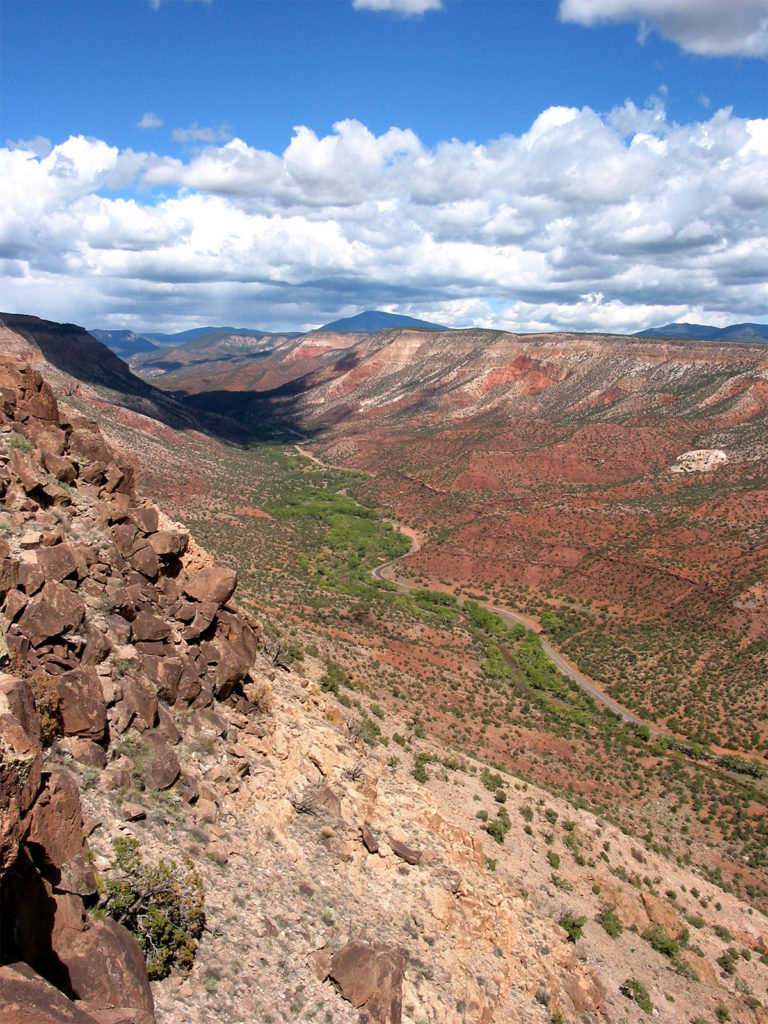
[101,836,205,979]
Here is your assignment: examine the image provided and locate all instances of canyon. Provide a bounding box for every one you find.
[0,311,767,1024]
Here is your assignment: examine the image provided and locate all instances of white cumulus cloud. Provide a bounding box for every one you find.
[0,105,766,334]
[559,0,768,57]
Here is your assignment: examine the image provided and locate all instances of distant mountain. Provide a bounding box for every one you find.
[318,310,446,332]
[128,328,299,379]
[90,329,159,359]
[635,322,768,344]
[143,326,272,346]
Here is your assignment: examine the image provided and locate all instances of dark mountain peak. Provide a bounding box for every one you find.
[635,322,768,343]
[90,329,159,359]
[318,310,446,333]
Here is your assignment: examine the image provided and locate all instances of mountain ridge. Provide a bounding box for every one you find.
[635,321,768,343]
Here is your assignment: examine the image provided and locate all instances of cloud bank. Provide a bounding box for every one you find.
[0,105,766,333]
[559,0,768,57]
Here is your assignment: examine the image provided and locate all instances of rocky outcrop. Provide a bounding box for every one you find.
[0,358,266,1021]
[0,672,153,1023]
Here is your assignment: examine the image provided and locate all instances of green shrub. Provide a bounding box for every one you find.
[356,715,381,746]
[620,978,653,1015]
[320,659,349,695]
[481,768,504,793]
[717,949,739,976]
[596,905,623,938]
[558,911,586,942]
[101,836,205,980]
[411,752,432,784]
[643,925,679,959]
[7,431,33,453]
[547,850,560,870]
[484,820,507,845]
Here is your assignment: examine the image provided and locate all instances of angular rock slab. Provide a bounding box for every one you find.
[0,962,102,1024]
[327,942,406,1024]
[61,918,154,1014]
[183,567,237,606]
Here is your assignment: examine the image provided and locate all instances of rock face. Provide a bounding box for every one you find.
[327,942,406,1024]
[0,358,264,1022]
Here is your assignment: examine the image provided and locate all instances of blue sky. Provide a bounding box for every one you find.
[0,0,766,333]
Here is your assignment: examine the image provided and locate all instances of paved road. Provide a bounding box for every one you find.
[372,523,663,735]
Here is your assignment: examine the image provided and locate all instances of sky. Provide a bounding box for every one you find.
[0,0,767,335]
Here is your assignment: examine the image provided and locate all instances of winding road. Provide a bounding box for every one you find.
[372,520,663,736]
[293,443,762,766]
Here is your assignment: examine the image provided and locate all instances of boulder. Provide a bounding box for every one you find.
[17,597,68,646]
[10,448,46,495]
[119,674,158,729]
[52,736,107,768]
[81,623,111,666]
[327,942,406,1024]
[17,561,45,595]
[58,848,98,898]
[141,655,182,705]
[175,660,203,708]
[0,675,42,870]
[129,545,159,581]
[26,768,85,871]
[57,668,107,741]
[315,786,342,817]
[51,891,87,949]
[181,602,217,641]
[387,836,422,866]
[0,555,19,600]
[60,918,154,1014]
[112,524,138,559]
[68,421,115,467]
[641,892,684,939]
[143,730,180,790]
[148,530,188,559]
[35,424,68,458]
[0,962,102,1024]
[155,704,181,745]
[360,823,380,854]
[561,969,607,1016]
[37,542,82,582]
[41,581,86,631]
[128,506,159,536]
[183,567,237,606]
[42,450,77,483]
[215,609,260,664]
[24,380,59,422]
[131,612,170,644]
